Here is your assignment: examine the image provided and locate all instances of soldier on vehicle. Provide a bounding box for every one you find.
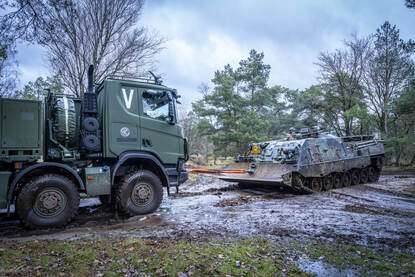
[286,127,295,141]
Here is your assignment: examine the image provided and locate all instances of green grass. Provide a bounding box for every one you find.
[187,173,199,182]
[0,238,413,276]
[382,165,415,172]
[294,243,415,276]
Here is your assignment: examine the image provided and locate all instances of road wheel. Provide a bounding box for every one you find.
[310,177,323,192]
[323,175,333,191]
[342,172,352,187]
[333,173,342,189]
[367,166,380,182]
[350,170,360,186]
[16,174,80,229]
[360,168,369,184]
[117,170,163,216]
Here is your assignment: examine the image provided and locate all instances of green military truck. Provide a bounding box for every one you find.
[0,66,188,228]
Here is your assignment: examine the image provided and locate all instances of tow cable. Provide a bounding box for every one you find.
[186,168,247,174]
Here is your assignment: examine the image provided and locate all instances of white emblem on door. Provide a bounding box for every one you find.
[120,127,130,137]
[122,88,134,109]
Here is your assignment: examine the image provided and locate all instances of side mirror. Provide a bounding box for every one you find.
[167,92,175,125]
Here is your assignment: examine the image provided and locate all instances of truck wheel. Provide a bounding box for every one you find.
[350,170,360,186]
[117,170,163,216]
[16,174,80,229]
[367,166,380,182]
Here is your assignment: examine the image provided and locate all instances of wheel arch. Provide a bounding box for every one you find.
[111,151,169,190]
[7,162,85,209]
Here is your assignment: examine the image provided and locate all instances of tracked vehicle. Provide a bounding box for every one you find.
[0,66,188,228]
[221,128,384,193]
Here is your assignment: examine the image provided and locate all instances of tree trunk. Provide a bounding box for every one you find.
[394,143,401,167]
[384,111,388,137]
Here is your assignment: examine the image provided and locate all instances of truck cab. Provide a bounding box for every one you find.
[97,77,188,188]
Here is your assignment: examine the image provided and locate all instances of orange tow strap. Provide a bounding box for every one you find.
[187,168,248,174]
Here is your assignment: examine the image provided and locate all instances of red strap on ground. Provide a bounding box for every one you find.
[187,168,247,174]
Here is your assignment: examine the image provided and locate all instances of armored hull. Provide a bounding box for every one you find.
[220,130,384,193]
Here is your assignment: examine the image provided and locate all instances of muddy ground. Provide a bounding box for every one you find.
[0,172,414,254]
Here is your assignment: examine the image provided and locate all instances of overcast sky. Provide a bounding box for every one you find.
[15,0,415,107]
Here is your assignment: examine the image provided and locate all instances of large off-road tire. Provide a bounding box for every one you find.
[117,170,163,216]
[350,169,361,186]
[367,166,380,183]
[16,174,80,229]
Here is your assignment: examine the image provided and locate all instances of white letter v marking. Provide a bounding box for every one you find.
[122,88,134,109]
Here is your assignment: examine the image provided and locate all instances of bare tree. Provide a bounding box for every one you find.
[316,34,372,135]
[364,21,414,136]
[1,0,164,96]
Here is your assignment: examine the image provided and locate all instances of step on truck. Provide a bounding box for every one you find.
[0,66,189,228]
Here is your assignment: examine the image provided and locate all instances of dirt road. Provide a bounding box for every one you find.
[0,173,414,253]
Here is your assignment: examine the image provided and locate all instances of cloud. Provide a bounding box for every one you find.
[140,0,414,109]
[12,0,415,108]
[14,44,50,87]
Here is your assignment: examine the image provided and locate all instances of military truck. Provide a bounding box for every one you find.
[0,66,188,228]
[222,128,384,193]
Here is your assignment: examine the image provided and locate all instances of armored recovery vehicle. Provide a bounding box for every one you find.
[0,66,188,228]
[221,128,384,193]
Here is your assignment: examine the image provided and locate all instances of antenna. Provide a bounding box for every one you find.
[149,71,162,85]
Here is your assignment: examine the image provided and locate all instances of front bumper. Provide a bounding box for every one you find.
[166,160,189,186]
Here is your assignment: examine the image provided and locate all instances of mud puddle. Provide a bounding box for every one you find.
[0,173,414,253]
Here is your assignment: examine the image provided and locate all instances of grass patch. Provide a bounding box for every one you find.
[382,165,415,172]
[187,173,199,183]
[0,238,308,276]
[0,238,413,276]
[294,242,415,276]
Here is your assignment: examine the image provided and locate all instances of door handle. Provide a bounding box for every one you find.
[142,138,153,147]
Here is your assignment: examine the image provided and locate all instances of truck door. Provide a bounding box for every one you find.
[139,89,181,165]
[106,85,141,156]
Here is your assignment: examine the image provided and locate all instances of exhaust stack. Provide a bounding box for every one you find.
[87,65,94,94]
[81,64,101,152]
